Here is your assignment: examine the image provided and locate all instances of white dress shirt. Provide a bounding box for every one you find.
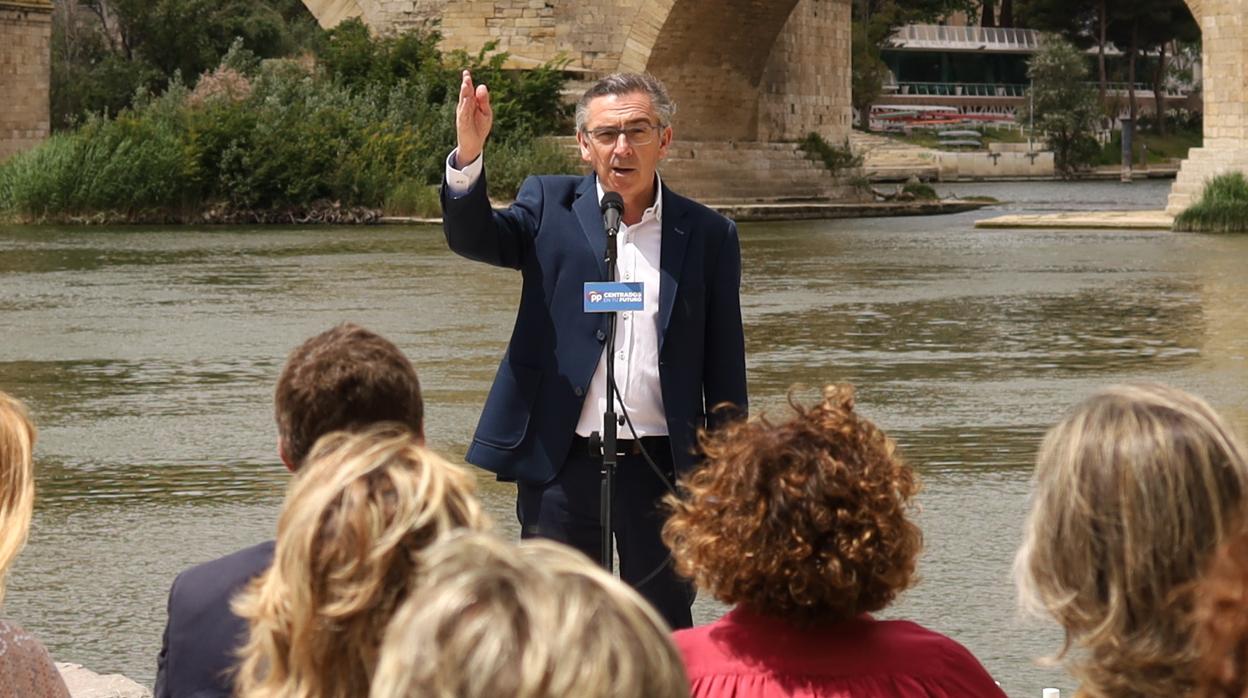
[445,150,669,438]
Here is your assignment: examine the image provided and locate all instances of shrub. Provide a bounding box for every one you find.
[1173,172,1248,233]
[799,132,863,176]
[902,182,937,200]
[384,180,441,218]
[486,137,581,201]
[2,25,570,223]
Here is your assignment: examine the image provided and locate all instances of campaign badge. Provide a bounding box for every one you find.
[584,282,644,312]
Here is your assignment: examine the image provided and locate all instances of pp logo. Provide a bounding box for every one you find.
[586,291,604,304]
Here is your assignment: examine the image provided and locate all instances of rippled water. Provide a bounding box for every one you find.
[2,179,1246,696]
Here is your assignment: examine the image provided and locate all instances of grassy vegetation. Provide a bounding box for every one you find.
[902,182,938,200]
[1094,128,1202,166]
[1,25,578,224]
[1173,172,1248,233]
[799,132,862,176]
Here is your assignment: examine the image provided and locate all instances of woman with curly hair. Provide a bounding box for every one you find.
[1015,383,1248,698]
[232,426,487,698]
[663,385,1004,697]
[0,391,70,698]
[1195,525,1248,698]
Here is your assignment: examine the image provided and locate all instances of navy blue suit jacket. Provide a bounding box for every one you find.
[153,541,274,698]
[442,171,747,484]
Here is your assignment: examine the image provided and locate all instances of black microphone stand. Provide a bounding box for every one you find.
[599,216,620,572]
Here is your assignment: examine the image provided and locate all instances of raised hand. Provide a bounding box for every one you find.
[455,70,493,167]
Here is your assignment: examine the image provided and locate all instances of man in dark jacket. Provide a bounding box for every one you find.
[153,323,425,698]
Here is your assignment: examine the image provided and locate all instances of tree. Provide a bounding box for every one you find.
[1024,38,1101,176]
[1105,0,1194,133]
[51,0,324,128]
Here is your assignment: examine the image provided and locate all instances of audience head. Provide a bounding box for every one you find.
[233,427,486,698]
[0,391,36,603]
[1014,382,1248,698]
[1196,525,1248,698]
[663,384,922,625]
[370,532,687,698]
[274,323,424,470]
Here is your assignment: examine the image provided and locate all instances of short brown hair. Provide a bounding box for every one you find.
[274,324,423,468]
[663,384,921,624]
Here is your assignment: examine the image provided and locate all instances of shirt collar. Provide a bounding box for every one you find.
[594,172,663,225]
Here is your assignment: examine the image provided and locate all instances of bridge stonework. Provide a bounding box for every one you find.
[302,0,852,145]
[0,1,52,162]
[1169,0,1247,214]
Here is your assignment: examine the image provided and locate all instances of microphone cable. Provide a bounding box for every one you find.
[605,371,687,593]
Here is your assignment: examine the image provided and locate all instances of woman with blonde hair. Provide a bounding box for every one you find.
[1015,382,1248,698]
[370,531,688,698]
[0,391,70,697]
[664,385,1005,697]
[233,426,487,698]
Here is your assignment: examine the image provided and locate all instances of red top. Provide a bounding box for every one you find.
[674,608,1008,698]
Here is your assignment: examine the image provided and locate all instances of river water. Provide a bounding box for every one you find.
[2,179,1246,697]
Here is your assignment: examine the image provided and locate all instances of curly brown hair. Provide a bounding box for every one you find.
[1196,525,1248,698]
[662,384,922,624]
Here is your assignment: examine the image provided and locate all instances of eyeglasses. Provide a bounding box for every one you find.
[584,123,661,147]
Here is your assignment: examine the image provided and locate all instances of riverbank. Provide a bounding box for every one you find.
[380,198,994,225]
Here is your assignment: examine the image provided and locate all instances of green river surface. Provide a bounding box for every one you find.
[2,179,1246,697]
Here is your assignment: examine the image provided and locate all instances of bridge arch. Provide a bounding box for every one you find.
[621,0,803,140]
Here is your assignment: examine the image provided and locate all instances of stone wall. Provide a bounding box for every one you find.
[757,0,851,143]
[0,1,52,162]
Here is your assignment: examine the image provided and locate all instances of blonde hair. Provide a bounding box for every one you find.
[0,392,36,605]
[1015,383,1248,698]
[370,532,689,698]
[233,426,488,698]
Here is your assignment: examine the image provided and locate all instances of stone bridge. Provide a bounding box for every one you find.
[1167,0,1248,213]
[0,0,51,162]
[303,0,855,201]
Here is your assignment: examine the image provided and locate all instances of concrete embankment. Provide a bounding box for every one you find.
[58,663,149,698]
[975,210,1174,230]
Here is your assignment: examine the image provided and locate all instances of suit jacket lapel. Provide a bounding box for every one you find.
[659,184,689,353]
[573,175,607,280]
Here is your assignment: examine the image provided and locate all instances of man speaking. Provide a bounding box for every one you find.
[441,70,747,629]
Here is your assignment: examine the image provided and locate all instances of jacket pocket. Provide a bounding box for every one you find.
[473,361,541,450]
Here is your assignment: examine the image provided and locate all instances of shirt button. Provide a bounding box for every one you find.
[574,386,585,397]
[595,329,606,342]
[617,352,625,360]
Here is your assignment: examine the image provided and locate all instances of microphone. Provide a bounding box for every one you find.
[601,191,624,270]
[601,191,624,237]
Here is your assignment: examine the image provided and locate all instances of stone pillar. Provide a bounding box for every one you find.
[1167,0,1247,214]
[756,0,852,143]
[0,0,52,162]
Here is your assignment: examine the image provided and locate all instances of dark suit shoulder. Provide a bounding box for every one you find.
[662,184,734,233]
[171,541,275,612]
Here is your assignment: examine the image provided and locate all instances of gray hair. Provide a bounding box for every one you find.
[575,72,676,133]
